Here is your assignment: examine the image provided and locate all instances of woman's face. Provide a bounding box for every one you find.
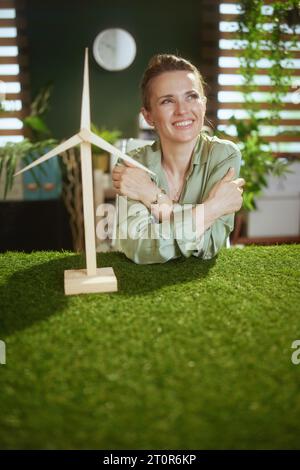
[142,70,206,146]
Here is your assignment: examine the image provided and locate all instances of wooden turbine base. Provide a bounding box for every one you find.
[64,267,118,295]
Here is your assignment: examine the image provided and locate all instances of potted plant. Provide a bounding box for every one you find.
[217,0,299,242]
[91,123,122,173]
[0,83,58,199]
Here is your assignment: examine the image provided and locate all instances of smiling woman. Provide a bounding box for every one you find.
[111,54,245,264]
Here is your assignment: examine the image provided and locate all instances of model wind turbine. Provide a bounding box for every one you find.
[14,48,155,295]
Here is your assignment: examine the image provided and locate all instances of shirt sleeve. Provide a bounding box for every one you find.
[111,145,241,264]
[112,196,205,264]
[112,155,205,264]
[192,147,242,260]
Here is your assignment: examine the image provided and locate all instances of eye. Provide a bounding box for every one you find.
[187,92,200,100]
[160,98,173,105]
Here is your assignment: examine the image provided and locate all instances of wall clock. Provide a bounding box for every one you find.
[93,28,136,71]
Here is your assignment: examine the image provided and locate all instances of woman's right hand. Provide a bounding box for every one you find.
[205,167,245,217]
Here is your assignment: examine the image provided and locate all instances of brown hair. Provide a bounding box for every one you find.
[140,54,206,111]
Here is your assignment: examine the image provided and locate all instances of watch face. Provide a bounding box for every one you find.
[93,28,136,71]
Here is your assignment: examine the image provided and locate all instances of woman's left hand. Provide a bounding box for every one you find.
[112,162,157,203]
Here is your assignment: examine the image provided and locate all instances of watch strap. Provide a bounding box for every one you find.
[151,188,167,204]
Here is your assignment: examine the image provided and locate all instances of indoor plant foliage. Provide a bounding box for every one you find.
[219,0,299,211]
[0,83,57,198]
[91,123,122,150]
[228,116,290,211]
[23,82,55,142]
[91,123,122,173]
[0,138,57,198]
[0,83,122,198]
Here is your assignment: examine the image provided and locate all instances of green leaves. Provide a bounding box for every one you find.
[0,82,57,199]
[0,139,57,199]
[22,82,54,142]
[23,116,51,137]
[220,0,297,212]
[90,123,122,155]
[30,82,53,117]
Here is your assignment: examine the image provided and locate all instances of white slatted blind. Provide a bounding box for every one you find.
[0,0,29,146]
[218,0,300,158]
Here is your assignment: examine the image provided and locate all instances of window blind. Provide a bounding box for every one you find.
[0,0,29,146]
[218,0,300,158]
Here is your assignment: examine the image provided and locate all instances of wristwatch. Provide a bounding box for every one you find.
[151,188,167,205]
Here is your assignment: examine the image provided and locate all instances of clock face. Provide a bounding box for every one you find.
[93,28,136,71]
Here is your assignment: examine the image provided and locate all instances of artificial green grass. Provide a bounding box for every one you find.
[0,245,299,449]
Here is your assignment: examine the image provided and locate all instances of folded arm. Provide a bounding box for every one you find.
[112,150,244,264]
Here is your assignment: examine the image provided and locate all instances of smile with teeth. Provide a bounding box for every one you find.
[173,120,193,128]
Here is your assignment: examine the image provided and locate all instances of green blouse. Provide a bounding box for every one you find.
[112,132,242,264]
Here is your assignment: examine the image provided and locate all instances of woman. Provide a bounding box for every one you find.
[111,54,245,264]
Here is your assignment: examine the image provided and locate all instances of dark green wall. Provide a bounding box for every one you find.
[26,0,203,140]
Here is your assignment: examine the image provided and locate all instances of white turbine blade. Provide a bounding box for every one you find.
[88,131,155,176]
[80,48,90,130]
[14,134,82,176]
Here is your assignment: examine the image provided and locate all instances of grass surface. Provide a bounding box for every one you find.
[0,245,299,449]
